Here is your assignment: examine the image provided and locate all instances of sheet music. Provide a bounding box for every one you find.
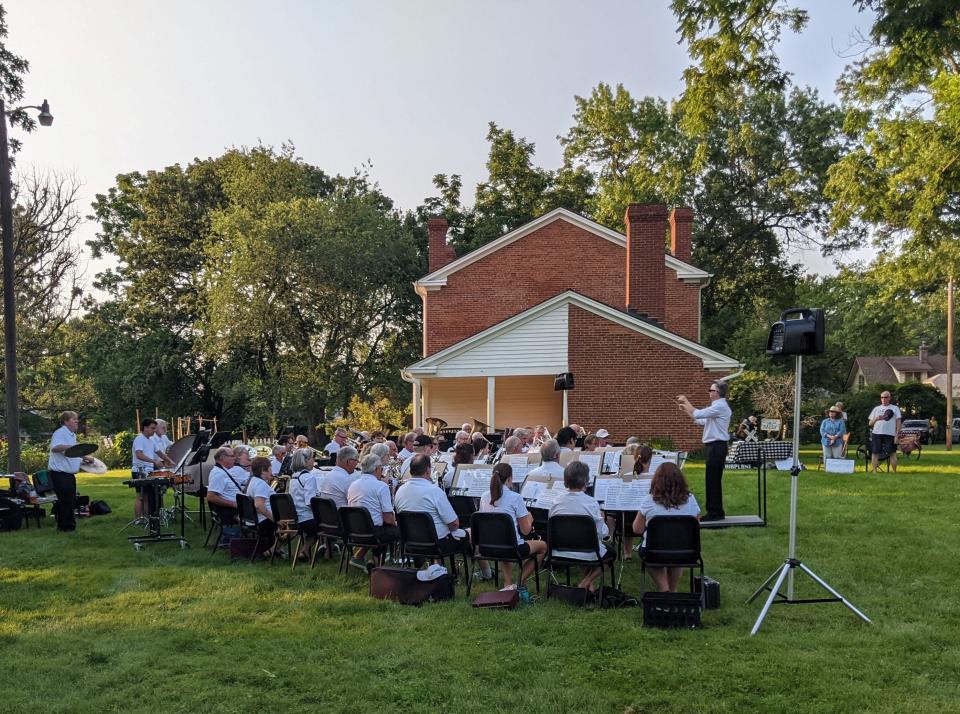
[603,479,650,511]
[533,482,566,509]
[593,478,613,503]
[506,454,531,485]
[457,468,492,496]
[601,450,621,474]
[578,453,602,481]
[647,456,668,474]
[437,452,454,464]
[520,481,545,500]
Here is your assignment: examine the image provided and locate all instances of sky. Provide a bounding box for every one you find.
[5,0,878,287]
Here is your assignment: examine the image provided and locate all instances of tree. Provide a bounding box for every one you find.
[0,4,39,152]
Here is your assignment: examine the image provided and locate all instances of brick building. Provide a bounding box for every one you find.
[401,205,742,449]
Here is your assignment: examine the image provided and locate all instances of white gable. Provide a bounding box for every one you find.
[419,304,568,377]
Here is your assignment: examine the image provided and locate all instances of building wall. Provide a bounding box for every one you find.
[422,377,487,427]
[493,375,563,433]
[566,307,726,451]
[423,221,625,356]
[664,276,701,342]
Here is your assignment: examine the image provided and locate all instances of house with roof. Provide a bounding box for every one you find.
[400,204,742,450]
[847,343,960,402]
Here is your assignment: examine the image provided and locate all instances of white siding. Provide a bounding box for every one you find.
[433,304,568,377]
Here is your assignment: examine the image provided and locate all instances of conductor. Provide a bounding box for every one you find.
[677,382,732,522]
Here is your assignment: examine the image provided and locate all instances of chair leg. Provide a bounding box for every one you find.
[291,534,302,573]
[250,535,261,563]
[338,539,348,574]
[464,552,473,594]
[534,558,540,594]
[309,538,321,569]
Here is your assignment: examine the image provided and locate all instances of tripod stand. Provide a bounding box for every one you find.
[747,354,872,635]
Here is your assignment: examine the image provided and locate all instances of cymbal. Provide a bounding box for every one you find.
[64,443,97,458]
[79,457,107,474]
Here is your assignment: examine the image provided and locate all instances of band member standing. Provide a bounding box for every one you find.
[677,381,731,522]
[151,419,173,461]
[132,419,169,517]
[47,411,82,532]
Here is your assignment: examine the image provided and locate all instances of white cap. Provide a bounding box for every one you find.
[595,428,610,439]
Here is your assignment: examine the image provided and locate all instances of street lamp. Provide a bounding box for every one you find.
[0,97,54,472]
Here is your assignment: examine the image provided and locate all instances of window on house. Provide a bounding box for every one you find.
[858,375,865,390]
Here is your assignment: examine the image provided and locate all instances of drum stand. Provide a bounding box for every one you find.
[747,355,871,634]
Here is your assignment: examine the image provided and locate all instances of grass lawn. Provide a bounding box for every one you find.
[1,445,958,713]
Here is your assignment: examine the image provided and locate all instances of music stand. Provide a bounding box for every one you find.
[185,431,220,529]
[747,355,871,634]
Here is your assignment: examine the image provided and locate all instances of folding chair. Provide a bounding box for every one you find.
[269,493,302,570]
[449,495,478,526]
[310,497,346,570]
[397,511,472,590]
[339,506,395,575]
[235,494,261,563]
[640,515,704,603]
[469,512,540,596]
[203,505,237,553]
[545,514,616,604]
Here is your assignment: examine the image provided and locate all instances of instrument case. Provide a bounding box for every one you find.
[369,567,455,606]
[693,575,721,610]
[472,590,519,609]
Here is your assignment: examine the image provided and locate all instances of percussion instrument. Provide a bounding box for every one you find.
[151,470,175,480]
[64,443,97,458]
[79,457,108,474]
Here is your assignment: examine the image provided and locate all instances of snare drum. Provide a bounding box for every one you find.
[151,470,174,480]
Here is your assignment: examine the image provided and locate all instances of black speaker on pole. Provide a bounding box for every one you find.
[554,372,575,391]
[766,308,825,356]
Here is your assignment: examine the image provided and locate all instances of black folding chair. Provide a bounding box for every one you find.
[449,495,478,526]
[470,512,540,596]
[269,493,302,570]
[235,494,261,563]
[310,497,346,570]
[204,505,237,553]
[529,506,550,542]
[397,511,472,590]
[640,515,704,603]
[339,506,395,575]
[545,514,616,604]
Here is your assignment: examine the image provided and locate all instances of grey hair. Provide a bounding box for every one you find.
[402,431,416,444]
[513,428,530,440]
[291,448,314,473]
[625,436,641,446]
[503,436,522,454]
[336,446,359,465]
[360,454,382,474]
[272,445,286,458]
[370,442,390,460]
[214,446,235,462]
[455,430,470,440]
[540,439,561,462]
[155,418,167,427]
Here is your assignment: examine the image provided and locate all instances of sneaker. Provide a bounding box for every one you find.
[474,570,494,582]
[349,557,370,572]
[500,584,518,591]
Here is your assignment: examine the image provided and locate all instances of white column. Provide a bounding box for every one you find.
[486,376,496,430]
[412,380,422,428]
[562,389,569,427]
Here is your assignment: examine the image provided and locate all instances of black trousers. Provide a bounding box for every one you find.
[49,470,77,531]
[704,440,728,518]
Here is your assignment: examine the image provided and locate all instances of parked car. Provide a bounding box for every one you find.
[900,419,932,444]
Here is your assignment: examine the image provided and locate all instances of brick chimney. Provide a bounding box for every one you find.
[919,341,929,363]
[669,207,693,263]
[427,217,456,273]
[625,203,667,323]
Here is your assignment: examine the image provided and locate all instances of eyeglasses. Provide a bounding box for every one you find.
[709,388,719,393]
[880,395,891,399]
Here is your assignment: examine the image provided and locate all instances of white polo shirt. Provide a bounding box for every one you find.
[228,465,251,489]
[48,425,80,473]
[527,460,564,481]
[151,433,172,455]
[324,440,342,455]
[320,465,357,508]
[289,470,320,522]
[480,488,529,545]
[394,477,458,539]
[245,476,273,523]
[548,490,608,560]
[639,494,700,547]
[270,456,283,476]
[132,433,158,473]
[347,473,394,527]
[208,464,243,505]
[869,404,902,436]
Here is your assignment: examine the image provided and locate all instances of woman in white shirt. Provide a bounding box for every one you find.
[479,463,547,591]
[246,457,277,542]
[288,448,320,557]
[632,462,701,593]
[605,445,653,561]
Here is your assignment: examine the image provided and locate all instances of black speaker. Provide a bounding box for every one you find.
[554,372,575,391]
[766,308,825,356]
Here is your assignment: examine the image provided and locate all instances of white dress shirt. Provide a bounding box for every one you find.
[48,425,80,473]
[692,398,732,443]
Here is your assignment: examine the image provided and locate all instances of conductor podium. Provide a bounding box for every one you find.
[700,440,792,529]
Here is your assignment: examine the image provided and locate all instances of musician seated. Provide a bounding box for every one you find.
[480,463,547,591]
[532,425,548,449]
[288,448,320,542]
[447,430,471,453]
[386,439,399,461]
[324,428,349,457]
[512,428,532,452]
[295,434,310,449]
[526,439,563,481]
[320,446,360,508]
[395,454,466,555]
[230,445,254,488]
[448,443,475,490]
[246,457,278,543]
[625,436,641,447]
[398,432,417,459]
[461,422,473,434]
[207,447,244,545]
[471,433,490,463]
[370,431,387,444]
[555,426,577,453]
[631,463,700,592]
[549,461,613,592]
[502,436,523,456]
[595,428,611,448]
[582,434,598,452]
[346,454,400,569]
[401,435,437,475]
[270,446,285,476]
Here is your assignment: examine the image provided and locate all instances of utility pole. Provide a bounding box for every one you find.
[947,276,954,451]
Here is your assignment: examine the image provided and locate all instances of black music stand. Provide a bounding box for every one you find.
[122,475,184,550]
[186,430,223,529]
